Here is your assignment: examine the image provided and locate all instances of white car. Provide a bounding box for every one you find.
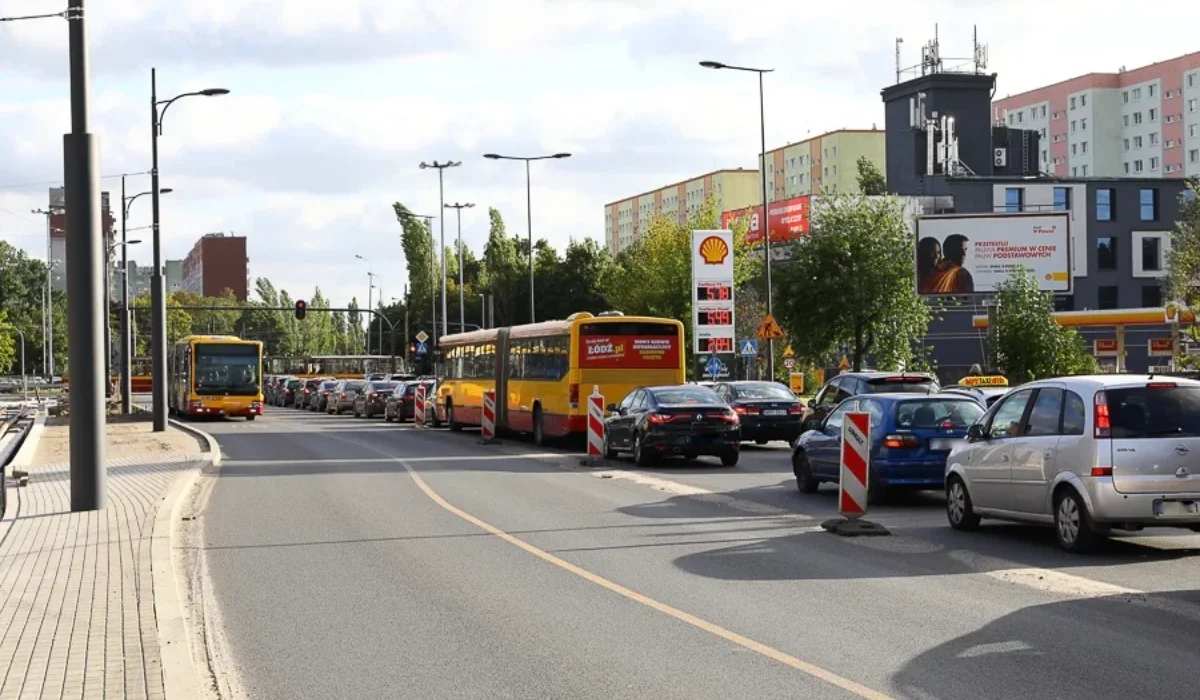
[945,374,1200,552]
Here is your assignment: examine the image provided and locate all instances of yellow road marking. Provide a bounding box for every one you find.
[399,460,893,700]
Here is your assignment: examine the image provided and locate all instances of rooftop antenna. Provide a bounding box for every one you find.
[895,37,904,84]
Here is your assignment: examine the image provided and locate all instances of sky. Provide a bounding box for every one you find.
[1,0,1197,309]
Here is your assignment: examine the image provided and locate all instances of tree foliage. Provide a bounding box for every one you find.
[1166,181,1200,367]
[0,241,65,375]
[991,268,1097,383]
[0,310,17,373]
[774,194,929,371]
[856,156,887,196]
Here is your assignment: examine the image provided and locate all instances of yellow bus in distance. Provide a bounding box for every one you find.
[168,335,264,419]
[436,311,686,444]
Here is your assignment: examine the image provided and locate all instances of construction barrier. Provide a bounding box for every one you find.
[414,385,426,427]
[587,386,605,459]
[480,389,497,443]
[839,412,870,517]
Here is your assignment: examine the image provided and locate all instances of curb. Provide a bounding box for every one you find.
[9,413,46,469]
[151,420,222,700]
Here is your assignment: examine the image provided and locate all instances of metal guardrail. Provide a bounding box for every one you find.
[0,407,33,520]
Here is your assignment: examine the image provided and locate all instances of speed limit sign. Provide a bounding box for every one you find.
[783,358,796,369]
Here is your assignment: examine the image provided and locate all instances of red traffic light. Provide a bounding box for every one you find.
[294,299,307,320]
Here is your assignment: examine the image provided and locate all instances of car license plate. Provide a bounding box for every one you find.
[1154,500,1200,518]
[929,438,963,451]
[763,409,788,416]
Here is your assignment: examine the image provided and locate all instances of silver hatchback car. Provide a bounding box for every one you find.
[945,375,1200,552]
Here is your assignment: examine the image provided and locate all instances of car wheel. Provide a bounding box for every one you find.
[246,414,256,421]
[632,433,652,466]
[532,406,546,447]
[720,451,739,467]
[792,451,819,493]
[946,475,981,531]
[1055,488,1101,553]
[754,439,769,446]
[602,432,618,459]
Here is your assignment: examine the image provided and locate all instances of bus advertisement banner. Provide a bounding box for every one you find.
[579,335,680,369]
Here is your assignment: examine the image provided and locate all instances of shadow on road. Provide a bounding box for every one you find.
[890,590,1200,700]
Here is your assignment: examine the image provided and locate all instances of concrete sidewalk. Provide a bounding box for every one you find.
[0,416,209,700]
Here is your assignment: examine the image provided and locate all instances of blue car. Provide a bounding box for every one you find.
[791,393,986,502]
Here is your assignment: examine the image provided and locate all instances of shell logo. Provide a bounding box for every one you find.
[698,235,729,265]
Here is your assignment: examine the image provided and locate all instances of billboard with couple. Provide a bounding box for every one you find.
[916,212,1071,295]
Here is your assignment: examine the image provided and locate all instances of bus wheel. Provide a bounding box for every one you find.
[447,403,463,432]
[246,414,256,421]
[532,406,546,447]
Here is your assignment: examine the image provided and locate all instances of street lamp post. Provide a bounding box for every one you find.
[105,237,141,403]
[483,152,571,323]
[444,202,475,333]
[700,60,776,380]
[120,179,169,414]
[419,161,461,339]
[479,293,486,330]
[354,254,375,354]
[150,68,228,432]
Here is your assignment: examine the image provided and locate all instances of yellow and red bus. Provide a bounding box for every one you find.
[168,335,264,419]
[436,311,685,444]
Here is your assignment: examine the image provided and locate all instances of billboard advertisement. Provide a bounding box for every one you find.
[578,335,681,369]
[691,229,735,354]
[915,212,1071,295]
[721,195,811,245]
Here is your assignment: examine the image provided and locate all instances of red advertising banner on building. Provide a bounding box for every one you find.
[578,335,680,369]
[721,195,811,244]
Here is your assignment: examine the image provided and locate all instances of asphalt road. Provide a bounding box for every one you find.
[195,407,1200,700]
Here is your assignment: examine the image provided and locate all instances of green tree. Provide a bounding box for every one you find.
[992,268,1097,382]
[1166,180,1200,367]
[347,297,364,353]
[308,287,335,353]
[0,241,65,374]
[395,203,436,333]
[774,194,929,372]
[856,156,887,195]
[0,310,17,373]
[483,208,523,327]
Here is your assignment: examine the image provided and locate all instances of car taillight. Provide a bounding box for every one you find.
[340,392,347,398]
[1094,390,1111,438]
[569,383,579,408]
[789,405,804,415]
[734,405,760,415]
[1147,382,1177,388]
[708,410,739,423]
[647,412,671,424]
[1091,466,1114,477]
[883,434,921,449]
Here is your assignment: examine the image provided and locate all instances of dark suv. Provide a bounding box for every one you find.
[802,371,939,431]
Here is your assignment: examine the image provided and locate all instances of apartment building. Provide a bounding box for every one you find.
[180,233,250,300]
[604,169,760,255]
[760,128,887,203]
[993,50,1200,180]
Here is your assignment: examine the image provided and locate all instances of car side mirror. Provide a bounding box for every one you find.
[967,424,986,441]
[807,398,816,408]
[606,403,618,413]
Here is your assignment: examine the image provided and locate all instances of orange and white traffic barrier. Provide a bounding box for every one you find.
[414,385,426,427]
[480,389,497,443]
[839,411,870,517]
[586,386,605,460]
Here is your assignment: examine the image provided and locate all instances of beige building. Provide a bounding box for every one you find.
[760,128,887,203]
[604,168,760,255]
[604,129,887,254]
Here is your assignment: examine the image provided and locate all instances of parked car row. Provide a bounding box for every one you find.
[265,374,439,423]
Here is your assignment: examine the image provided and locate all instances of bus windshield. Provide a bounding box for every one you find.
[194,344,260,396]
[577,321,680,369]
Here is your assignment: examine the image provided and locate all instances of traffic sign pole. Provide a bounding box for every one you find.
[820,411,890,537]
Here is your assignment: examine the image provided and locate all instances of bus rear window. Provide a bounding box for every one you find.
[578,322,680,369]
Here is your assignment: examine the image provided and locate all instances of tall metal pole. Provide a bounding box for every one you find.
[120,176,132,413]
[479,294,485,330]
[149,67,168,431]
[45,214,52,377]
[758,70,775,381]
[64,0,106,510]
[403,285,409,365]
[438,169,448,338]
[457,207,464,332]
[366,271,373,354]
[526,159,534,324]
[104,241,111,394]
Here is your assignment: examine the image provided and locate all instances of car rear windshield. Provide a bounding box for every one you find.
[652,387,723,405]
[867,376,938,394]
[286,379,302,389]
[346,381,366,391]
[1108,385,1200,439]
[305,379,322,388]
[894,399,983,429]
[372,382,399,392]
[732,383,795,400]
[320,381,338,390]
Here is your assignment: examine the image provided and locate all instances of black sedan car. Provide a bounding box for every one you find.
[383,381,430,422]
[603,385,740,466]
[296,378,325,409]
[309,379,339,412]
[712,381,805,445]
[277,378,303,407]
[353,381,399,418]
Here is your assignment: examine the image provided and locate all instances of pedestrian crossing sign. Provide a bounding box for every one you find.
[740,340,758,357]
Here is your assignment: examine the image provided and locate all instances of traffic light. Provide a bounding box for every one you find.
[294,299,307,320]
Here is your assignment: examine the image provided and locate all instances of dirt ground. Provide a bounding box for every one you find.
[33,416,204,466]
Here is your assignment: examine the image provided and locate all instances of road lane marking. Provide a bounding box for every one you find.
[223,454,562,466]
[399,460,892,700]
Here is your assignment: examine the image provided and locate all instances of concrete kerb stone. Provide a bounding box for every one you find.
[8,412,46,470]
[151,419,223,700]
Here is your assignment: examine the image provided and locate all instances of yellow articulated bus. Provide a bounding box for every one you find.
[436,311,686,444]
[168,335,264,419]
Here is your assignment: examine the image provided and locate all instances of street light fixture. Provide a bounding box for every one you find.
[150,68,228,431]
[444,202,475,333]
[699,59,777,379]
[120,178,171,415]
[354,254,379,355]
[419,161,461,339]
[482,152,572,323]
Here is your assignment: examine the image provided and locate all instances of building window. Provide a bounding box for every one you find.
[1135,159,1144,173]
[1142,236,1163,272]
[1150,108,1158,122]
[1082,141,1088,154]
[1191,99,1198,113]
[1142,285,1163,308]
[1082,117,1088,130]
[1004,187,1024,212]
[1134,135,1143,149]
[1018,112,1024,123]
[1053,187,1071,211]
[1096,188,1114,221]
[1053,134,1063,142]
[1191,73,1197,88]
[1008,114,1014,125]
[832,164,838,175]
[1123,91,1130,103]
[1149,84,1157,97]
[1150,132,1159,146]
[1098,286,1119,310]
[1167,114,1177,123]
[1081,94,1088,107]
[1041,105,1047,117]
[1070,96,1077,110]
[1124,115,1130,127]
[1097,238,1118,269]
[1082,164,1088,176]
[1040,128,1047,139]
[1192,149,1200,163]
[1071,143,1077,156]
[1192,124,1199,138]
[1072,166,1078,177]
[1124,162,1131,174]
[1134,112,1144,125]
[1150,156,1160,170]
[1124,138,1130,151]
[824,166,829,177]
[1071,120,1077,132]
[832,146,838,156]
[1134,87,1143,100]
[1140,188,1158,221]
